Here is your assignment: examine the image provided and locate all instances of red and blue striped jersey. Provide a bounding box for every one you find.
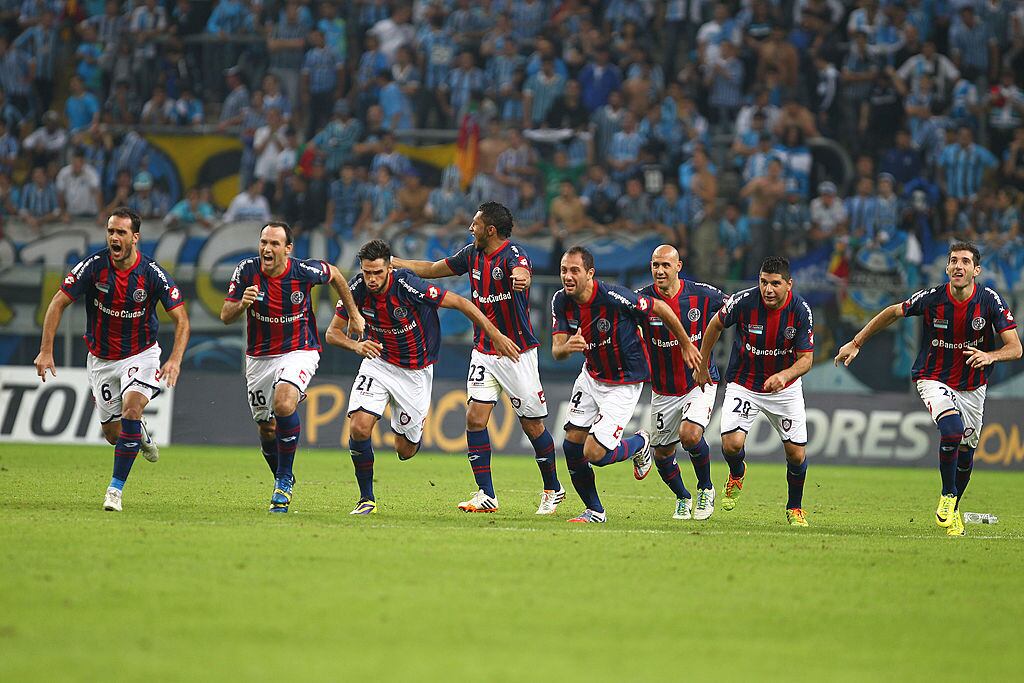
[444,239,539,354]
[335,268,449,370]
[718,287,814,393]
[60,249,184,361]
[902,283,1017,391]
[225,257,331,357]
[551,279,653,385]
[637,280,726,395]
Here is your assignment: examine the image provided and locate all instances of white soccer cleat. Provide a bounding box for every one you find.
[458,489,499,513]
[672,497,693,520]
[103,487,123,512]
[632,430,653,480]
[139,418,159,463]
[693,487,716,521]
[535,486,566,515]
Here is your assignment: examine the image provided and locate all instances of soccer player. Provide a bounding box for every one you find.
[636,245,727,520]
[552,246,701,523]
[392,201,565,515]
[325,239,520,515]
[34,208,191,512]
[220,221,364,513]
[835,242,1020,536]
[695,255,814,527]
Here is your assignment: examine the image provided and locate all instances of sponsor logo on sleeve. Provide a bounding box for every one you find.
[427,285,441,300]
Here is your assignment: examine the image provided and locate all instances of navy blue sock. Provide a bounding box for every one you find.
[529,429,560,491]
[111,418,142,489]
[723,447,746,478]
[955,447,975,508]
[349,437,375,501]
[275,411,301,482]
[786,459,807,509]
[595,434,645,466]
[260,437,278,475]
[563,439,603,513]
[937,414,964,496]
[656,453,691,500]
[685,437,713,490]
[467,428,494,498]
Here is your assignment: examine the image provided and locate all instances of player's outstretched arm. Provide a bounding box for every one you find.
[834,303,903,366]
[220,285,259,324]
[965,329,1023,368]
[159,304,191,388]
[325,314,382,358]
[391,256,456,279]
[328,264,365,338]
[34,289,74,381]
[696,314,725,388]
[442,291,521,361]
[651,298,701,370]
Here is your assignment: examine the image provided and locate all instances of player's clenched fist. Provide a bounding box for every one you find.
[355,339,383,359]
[566,332,587,353]
[240,285,261,308]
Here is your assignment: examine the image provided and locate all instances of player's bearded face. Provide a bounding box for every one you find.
[946,252,979,287]
[469,211,491,247]
[106,217,138,262]
[361,258,391,293]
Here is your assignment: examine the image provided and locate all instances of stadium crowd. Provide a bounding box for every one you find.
[0,0,1022,284]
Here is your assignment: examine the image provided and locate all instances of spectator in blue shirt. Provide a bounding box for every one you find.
[718,202,751,279]
[19,165,60,231]
[65,75,100,134]
[578,46,622,112]
[939,126,999,199]
[377,68,413,132]
[302,29,342,137]
[164,186,217,229]
[326,163,364,239]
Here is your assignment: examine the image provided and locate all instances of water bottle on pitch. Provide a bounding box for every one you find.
[963,512,998,524]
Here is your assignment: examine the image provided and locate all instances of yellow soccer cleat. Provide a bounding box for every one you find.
[786,508,809,527]
[946,510,965,537]
[935,493,957,528]
[721,464,745,511]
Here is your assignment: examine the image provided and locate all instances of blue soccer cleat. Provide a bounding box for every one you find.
[269,477,293,513]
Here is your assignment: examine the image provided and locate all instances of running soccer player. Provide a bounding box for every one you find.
[34,208,191,512]
[552,246,701,523]
[835,242,1020,536]
[326,239,520,515]
[392,201,565,515]
[220,221,364,513]
[695,255,814,527]
[636,245,727,521]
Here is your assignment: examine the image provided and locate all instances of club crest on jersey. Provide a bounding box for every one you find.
[393,306,408,319]
[510,397,522,409]
[934,319,949,329]
[132,288,147,302]
[687,308,701,322]
[399,412,411,426]
[127,367,138,377]
[290,291,305,304]
[971,317,985,331]
[748,324,764,335]
[595,318,611,333]
[781,418,793,431]
[784,326,796,339]
[491,266,503,280]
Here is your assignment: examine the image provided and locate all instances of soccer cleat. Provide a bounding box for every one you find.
[535,487,566,515]
[568,509,606,523]
[632,430,653,480]
[269,477,293,513]
[946,510,965,537]
[672,497,693,520]
[786,507,809,527]
[139,418,159,463]
[693,487,716,521]
[103,487,123,512]
[721,464,746,511]
[350,498,377,515]
[935,493,957,528]
[458,489,499,513]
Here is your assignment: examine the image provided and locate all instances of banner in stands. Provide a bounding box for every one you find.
[0,366,174,445]
[165,373,1024,470]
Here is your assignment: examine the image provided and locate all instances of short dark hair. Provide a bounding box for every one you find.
[948,241,981,266]
[358,238,392,262]
[109,207,142,233]
[564,245,595,272]
[760,255,791,280]
[262,221,293,245]
[479,201,514,238]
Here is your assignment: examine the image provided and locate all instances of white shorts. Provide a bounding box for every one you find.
[244,350,320,422]
[564,369,643,451]
[720,381,807,445]
[87,344,163,423]
[467,347,547,418]
[916,379,987,449]
[347,356,433,444]
[650,384,717,447]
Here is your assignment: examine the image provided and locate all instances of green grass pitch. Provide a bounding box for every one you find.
[3,443,1023,681]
